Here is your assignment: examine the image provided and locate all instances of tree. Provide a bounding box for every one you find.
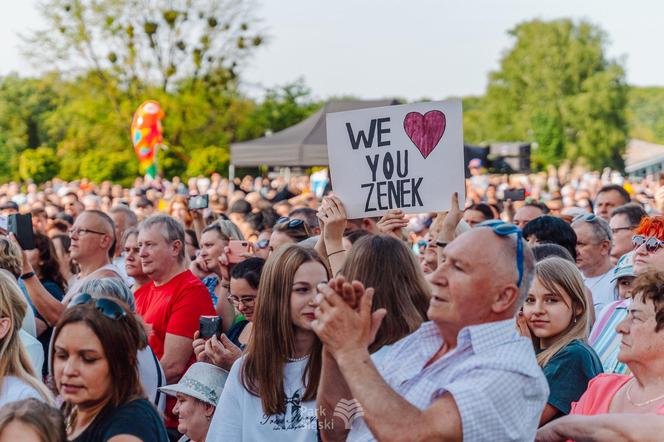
[185,146,229,178]
[18,146,60,183]
[24,0,265,95]
[484,19,628,169]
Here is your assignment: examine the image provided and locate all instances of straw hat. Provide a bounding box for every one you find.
[159,362,229,406]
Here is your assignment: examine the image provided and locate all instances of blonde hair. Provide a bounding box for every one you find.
[532,257,590,366]
[0,271,52,403]
[0,238,22,278]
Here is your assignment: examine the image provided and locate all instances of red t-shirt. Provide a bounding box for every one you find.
[135,269,215,428]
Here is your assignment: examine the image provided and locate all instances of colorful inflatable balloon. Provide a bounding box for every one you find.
[131,100,165,178]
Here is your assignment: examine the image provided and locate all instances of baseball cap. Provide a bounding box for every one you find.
[611,251,635,282]
[0,201,19,211]
[468,158,482,168]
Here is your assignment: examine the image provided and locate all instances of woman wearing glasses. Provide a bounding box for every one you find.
[193,258,265,370]
[521,257,602,425]
[269,217,311,254]
[589,215,664,376]
[52,295,168,441]
[207,245,329,442]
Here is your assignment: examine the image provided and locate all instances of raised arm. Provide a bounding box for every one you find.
[313,285,464,442]
[317,196,348,276]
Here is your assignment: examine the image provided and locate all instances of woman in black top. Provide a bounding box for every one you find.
[51,295,168,442]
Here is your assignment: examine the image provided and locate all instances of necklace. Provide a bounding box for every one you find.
[287,354,310,362]
[626,379,664,407]
[65,406,78,435]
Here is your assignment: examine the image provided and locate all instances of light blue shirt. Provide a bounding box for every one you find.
[348,319,549,442]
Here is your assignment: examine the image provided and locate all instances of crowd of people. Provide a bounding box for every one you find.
[1,164,664,441]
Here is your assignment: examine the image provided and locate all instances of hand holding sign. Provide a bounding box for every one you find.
[326,99,465,218]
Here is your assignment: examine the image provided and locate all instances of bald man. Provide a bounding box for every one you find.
[314,227,548,442]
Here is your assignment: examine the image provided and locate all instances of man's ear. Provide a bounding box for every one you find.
[171,239,184,258]
[492,285,520,314]
[601,239,612,256]
[0,317,12,340]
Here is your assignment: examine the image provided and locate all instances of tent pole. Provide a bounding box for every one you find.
[229,164,235,192]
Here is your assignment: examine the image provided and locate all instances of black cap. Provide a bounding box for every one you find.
[0,201,19,211]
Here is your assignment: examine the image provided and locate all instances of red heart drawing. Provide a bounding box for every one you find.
[403,110,446,159]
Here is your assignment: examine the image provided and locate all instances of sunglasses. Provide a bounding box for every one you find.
[256,239,270,249]
[632,235,664,253]
[480,221,524,287]
[69,293,127,320]
[276,217,305,229]
[573,213,598,223]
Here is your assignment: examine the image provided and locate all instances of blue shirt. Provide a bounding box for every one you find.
[348,319,549,442]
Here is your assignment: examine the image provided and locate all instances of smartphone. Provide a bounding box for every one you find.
[0,214,35,250]
[188,194,209,210]
[504,188,526,202]
[199,315,222,339]
[227,240,251,264]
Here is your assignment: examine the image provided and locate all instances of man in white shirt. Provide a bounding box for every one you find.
[572,214,616,314]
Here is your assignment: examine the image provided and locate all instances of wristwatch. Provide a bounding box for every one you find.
[20,271,36,280]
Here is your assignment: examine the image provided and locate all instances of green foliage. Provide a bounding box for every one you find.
[79,150,139,187]
[628,87,664,144]
[185,146,230,177]
[479,19,628,170]
[18,146,60,183]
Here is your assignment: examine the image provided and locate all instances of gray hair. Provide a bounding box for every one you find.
[110,205,138,228]
[572,216,613,245]
[78,277,135,311]
[140,214,185,263]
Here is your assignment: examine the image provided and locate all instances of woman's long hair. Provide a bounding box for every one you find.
[241,245,329,415]
[0,271,52,403]
[532,257,590,367]
[33,233,67,292]
[340,235,430,353]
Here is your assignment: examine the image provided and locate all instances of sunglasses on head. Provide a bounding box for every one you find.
[69,293,127,320]
[276,217,305,229]
[632,235,664,253]
[573,213,599,223]
[479,221,524,287]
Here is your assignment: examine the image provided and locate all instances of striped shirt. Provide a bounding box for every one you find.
[348,319,548,442]
[589,299,630,375]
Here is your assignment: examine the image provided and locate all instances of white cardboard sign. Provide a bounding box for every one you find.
[326,99,465,219]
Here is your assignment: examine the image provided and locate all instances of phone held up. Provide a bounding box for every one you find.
[188,194,209,210]
[199,315,222,339]
[227,240,250,264]
[503,188,526,202]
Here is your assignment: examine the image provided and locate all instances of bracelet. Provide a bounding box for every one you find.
[436,241,449,248]
[20,271,36,280]
[327,249,345,258]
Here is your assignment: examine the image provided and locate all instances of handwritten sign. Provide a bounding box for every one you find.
[326,99,465,219]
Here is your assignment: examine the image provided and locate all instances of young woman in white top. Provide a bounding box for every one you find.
[0,270,52,407]
[208,244,330,442]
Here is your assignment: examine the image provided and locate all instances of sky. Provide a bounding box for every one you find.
[1,0,662,101]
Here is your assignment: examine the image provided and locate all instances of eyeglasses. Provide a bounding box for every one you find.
[276,217,305,229]
[481,222,524,287]
[611,226,636,235]
[69,293,127,320]
[256,239,270,249]
[227,295,256,306]
[632,235,664,253]
[68,227,107,237]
